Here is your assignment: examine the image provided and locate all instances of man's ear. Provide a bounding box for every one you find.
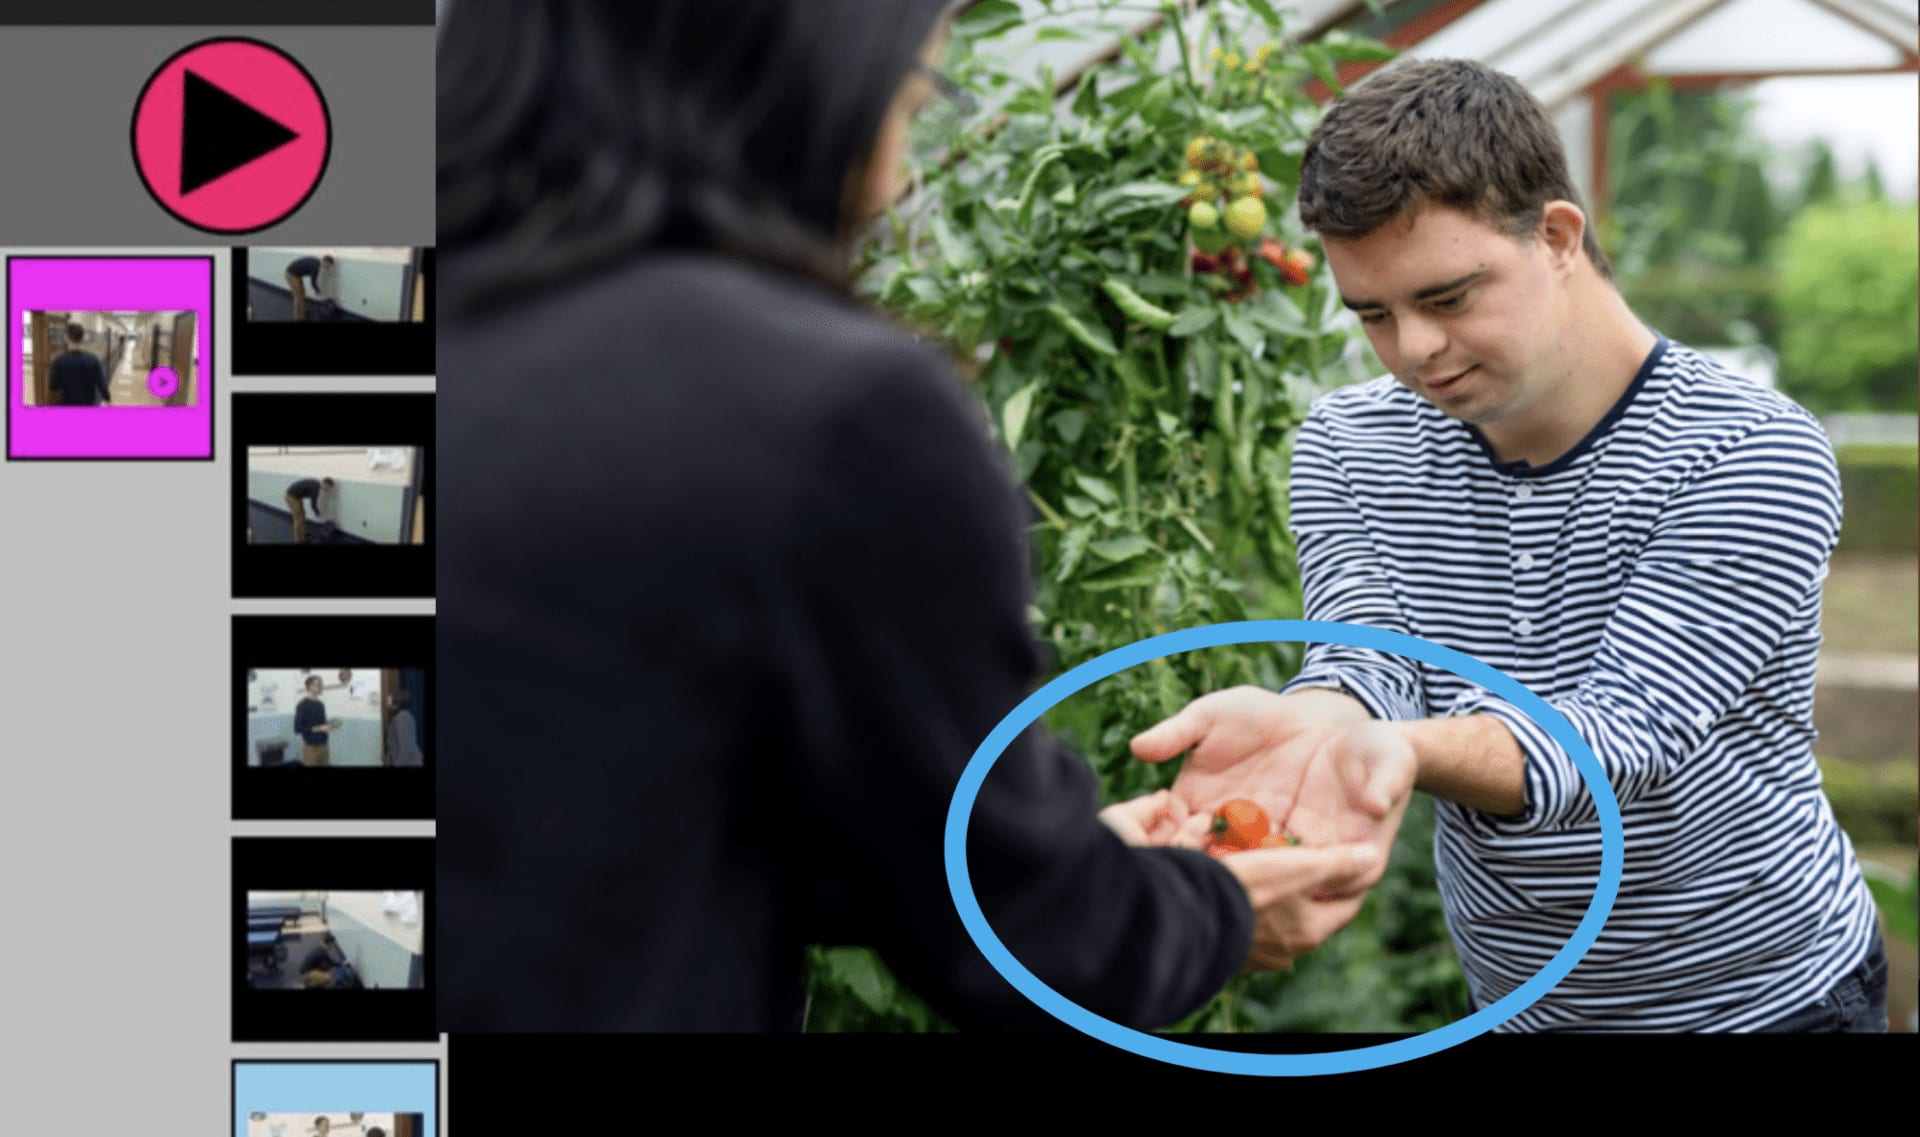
[1538,201,1585,272]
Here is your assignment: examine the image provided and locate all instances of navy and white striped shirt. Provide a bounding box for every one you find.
[1279,334,1880,1031]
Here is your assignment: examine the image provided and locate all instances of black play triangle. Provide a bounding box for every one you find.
[179,69,300,196]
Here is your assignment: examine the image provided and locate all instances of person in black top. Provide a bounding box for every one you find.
[292,675,338,766]
[434,0,1389,1035]
[284,254,334,322]
[283,476,334,544]
[46,322,111,406]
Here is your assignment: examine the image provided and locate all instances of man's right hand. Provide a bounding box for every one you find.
[1217,841,1384,972]
[1130,685,1377,847]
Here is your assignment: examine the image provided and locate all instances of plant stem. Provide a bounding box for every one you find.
[1164,0,1207,124]
[1029,489,1071,531]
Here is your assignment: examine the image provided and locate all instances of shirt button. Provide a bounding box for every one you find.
[1695,711,1712,730]
[1518,618,1533,636]
[1518,554,1535,570]
[1515,484,1533,501]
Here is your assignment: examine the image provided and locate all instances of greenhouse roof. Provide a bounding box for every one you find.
[1363,0,1918,107]
[976,0,1917,107]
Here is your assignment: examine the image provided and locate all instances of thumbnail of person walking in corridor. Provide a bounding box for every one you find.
[47,323,111,405]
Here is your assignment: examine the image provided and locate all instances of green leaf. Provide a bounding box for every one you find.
[1247,303,1313,339]
[1225,309,1265,357]
[821,947,894,1015]
[1319,29,1399,63]
[1051,408,1088,444]
[1168,305,1219,337]
[1079,561,1164,592]
[1015,148,1066,230]
[1072,72,1101,119]
[1053,181,1078,207]
[1056,525,1094,582]
[1035,26,1086,42]
[1301,44,1342,97]
[1063,495,1102,519]
[1059,491,1105,518]
[1154,659,1191,719]
[1089,180,1191,216]
[957,0,1023,39]
[1175,513,1218,555]
[1047,303,1119,357]
[1244,0,1282,28]
[931,214,980,270]
[1002,381,1038,451]
[1090,534,1156,563]
[1075,473,1120,505]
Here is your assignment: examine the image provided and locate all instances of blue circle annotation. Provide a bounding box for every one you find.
[943,619,1622,1075]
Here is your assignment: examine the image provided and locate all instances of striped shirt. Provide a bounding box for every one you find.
[1278,334,1880,1031]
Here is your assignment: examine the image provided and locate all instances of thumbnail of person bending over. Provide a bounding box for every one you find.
[293,675,342,766]
[285,254,335,322]
[284,476,335,544]
[47,323,111,405]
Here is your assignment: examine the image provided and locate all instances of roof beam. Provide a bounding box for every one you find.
[1804,0,1920,54]
[1528,0,1733,107]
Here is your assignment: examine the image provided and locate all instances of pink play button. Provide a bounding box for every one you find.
[131,37,331,235]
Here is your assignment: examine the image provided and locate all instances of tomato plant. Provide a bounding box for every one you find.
[799,0,1466,1035]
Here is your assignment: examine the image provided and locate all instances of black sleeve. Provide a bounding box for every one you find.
[771,341,1253,1033]
[92,357,111,402]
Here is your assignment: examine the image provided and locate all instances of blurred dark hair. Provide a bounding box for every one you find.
[437,0,956,316]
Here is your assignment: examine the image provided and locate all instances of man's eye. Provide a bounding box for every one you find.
[1358,311,1389,325]
[1432,294,1464,309]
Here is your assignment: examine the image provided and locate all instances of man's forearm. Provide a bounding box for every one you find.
[1388,714,1527,817]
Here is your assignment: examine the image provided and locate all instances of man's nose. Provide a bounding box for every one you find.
[1397,312,1445,363]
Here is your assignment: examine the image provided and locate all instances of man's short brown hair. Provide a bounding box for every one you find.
[1297,58,1613,281]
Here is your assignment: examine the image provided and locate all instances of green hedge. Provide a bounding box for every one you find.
[1819,757,1920,848]
[1836,444,1917,557]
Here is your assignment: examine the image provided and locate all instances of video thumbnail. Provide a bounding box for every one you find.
[5,254,214,460]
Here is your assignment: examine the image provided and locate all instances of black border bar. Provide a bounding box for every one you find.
[0,1,435,24]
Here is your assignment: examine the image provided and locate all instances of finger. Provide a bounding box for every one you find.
[1098,807,1145,846]
[1126,788,1172,819]
[1337,728,1393,819]
[1230,844,1378,907]
[1129,695,1220,762]
[1302,895,1366,945]
[1311,841,1388,897]
[1147,792,1189,839]
[1173,811,1213,850]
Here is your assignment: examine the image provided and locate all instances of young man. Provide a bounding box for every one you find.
[46,322,111,405]
[285,254,335,322]
[293,675,338,766]
[284,476,335,544]
[1131,58,1886,1032]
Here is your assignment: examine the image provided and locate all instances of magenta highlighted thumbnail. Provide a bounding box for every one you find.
[7,255,215,460]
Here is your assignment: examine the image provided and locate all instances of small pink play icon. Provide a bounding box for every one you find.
[148,367,180,400]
